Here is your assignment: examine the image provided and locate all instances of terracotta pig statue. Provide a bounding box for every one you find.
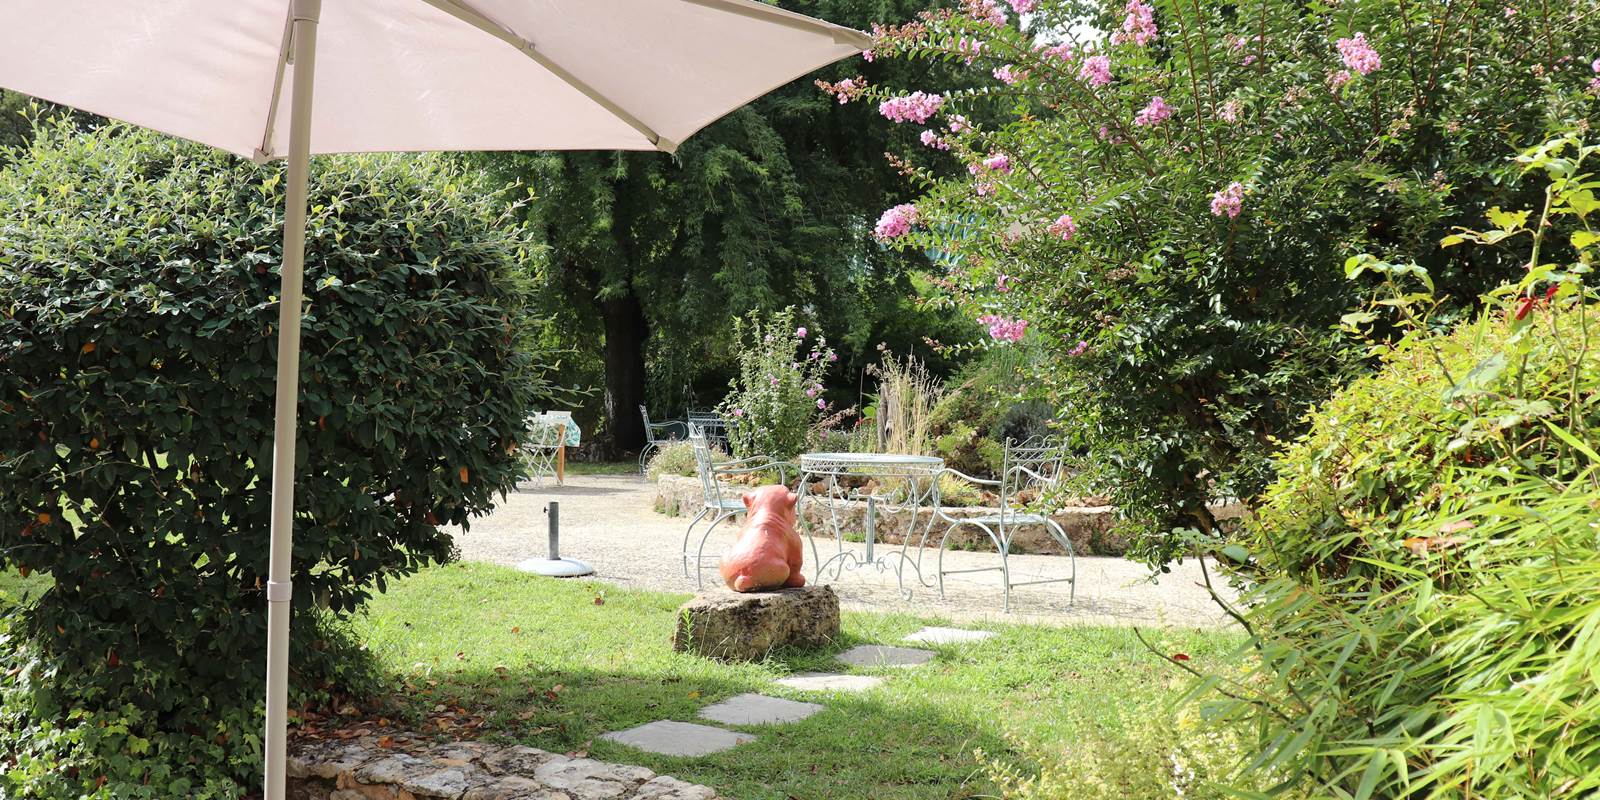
[719,485,805,593]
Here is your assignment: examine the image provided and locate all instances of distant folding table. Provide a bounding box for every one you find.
[796,452,945,600]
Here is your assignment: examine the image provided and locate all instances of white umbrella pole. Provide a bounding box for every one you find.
[264,2,320,799]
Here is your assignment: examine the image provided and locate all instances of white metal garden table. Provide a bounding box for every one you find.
[797,452,945,599]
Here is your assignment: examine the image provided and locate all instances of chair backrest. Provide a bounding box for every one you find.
[999,436,1068,512]
[639,405,656,443]
[687,425,726,508]
[526,416,565,448]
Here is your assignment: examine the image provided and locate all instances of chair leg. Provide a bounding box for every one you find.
[1045,519,1077,606]
[681,507,709,578]
[639,442,658,476]
[695,510,739,590]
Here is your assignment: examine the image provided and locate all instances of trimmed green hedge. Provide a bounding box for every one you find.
[0,122,550,798]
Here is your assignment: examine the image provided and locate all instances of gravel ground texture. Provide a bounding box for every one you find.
[449,474,1238,629]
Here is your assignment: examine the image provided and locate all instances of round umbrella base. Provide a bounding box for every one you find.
[517,557,595,577]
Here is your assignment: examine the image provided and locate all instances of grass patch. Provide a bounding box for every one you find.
[351,562,1239,799]
[0,567,51,609]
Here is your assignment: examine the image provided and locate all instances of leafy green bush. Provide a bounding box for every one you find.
[982,703,1291,800]
[0,122,549,797]
[644,440,711,481]
[1196,135,1600,797]
[719,307,836,460]
[857,0,1599,565]
[929,346,1052,477]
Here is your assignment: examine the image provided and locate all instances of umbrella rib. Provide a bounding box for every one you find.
[254,7,297,162]
[673,0,873,49]
[416,0,677,153]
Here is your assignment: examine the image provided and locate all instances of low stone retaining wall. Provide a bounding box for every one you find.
[653,475,1130,557]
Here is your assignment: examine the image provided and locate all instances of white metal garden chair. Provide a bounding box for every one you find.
[524,415,566,487]
[935,436,1076,611]
[638,404,686,475]
[682,425,791,588]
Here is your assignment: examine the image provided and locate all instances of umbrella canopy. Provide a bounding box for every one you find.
[0,0,868,157]
[0,2,865,798]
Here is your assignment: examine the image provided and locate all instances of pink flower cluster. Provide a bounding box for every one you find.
[979,315,1029,342]
[1111,0,1158,46]
[879,91,944,123]
[874,203,920,240]
[816,77,865,104]
[1078,55,1112,88]
[964,0,1008,26]
[1066,340,1090,357]
[1134,96,1173,126]
[982,153,1013,174]
[947,114,970,133]
[1037,42,1075,63]
[994,64,1023,85]
[956,37,985,64]
[1008,0,1037,11]
[919,129,950,150]
[1336,32,1381,75]
[1218,98,1241,122]
[1592,57,1600,93]
[1047,214,1078,240]
[995,274,1016,293]
[1329,69,1353,89]
[1210,182,1244,218]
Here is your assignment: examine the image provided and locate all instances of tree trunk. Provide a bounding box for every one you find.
[601,291,649,454]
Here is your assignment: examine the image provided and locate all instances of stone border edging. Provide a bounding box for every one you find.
[286,735,722,800]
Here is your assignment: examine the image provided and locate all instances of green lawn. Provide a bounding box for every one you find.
[351,562,1241,799]
[0,567,50,608]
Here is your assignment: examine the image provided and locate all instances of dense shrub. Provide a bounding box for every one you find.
[644,440,710,481]
[852,0,1600,565]
[0,122,549,797]
[1197,135,1600,797]
[718,307,837,460]
[929,346,1054,476]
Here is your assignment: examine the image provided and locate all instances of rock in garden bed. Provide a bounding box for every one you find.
[673,585,840,662]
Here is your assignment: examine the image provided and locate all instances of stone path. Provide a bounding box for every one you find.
[451,474,1238,628]
[595,625,993,760]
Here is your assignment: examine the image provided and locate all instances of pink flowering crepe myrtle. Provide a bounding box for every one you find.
[1047,214,1078,240]
[1336,32,1381,75]
[879,91,944,124]
[1111,0,1158,47]
[875,203,920,240]
[993,64,1023,85]
[1210,182,1245,219]
[919,129,950,150]
[978,314,1029,343]
[1078,55,1112,88]
[1134,96,1174,126]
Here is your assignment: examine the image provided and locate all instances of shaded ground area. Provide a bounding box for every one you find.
[450,473,1237,628]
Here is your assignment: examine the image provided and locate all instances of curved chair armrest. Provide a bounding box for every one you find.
[939,467,1001,487]
[649,420,688,439]
[1007,465,1062,486]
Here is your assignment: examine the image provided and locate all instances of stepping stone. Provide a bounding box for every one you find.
[902,626,997,645]
[600,720,755,757]
[774,672,885,693]
[836,644,936,668]
[697,693,823,726]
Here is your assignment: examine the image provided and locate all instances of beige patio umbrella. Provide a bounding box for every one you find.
[0,2,866,796]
